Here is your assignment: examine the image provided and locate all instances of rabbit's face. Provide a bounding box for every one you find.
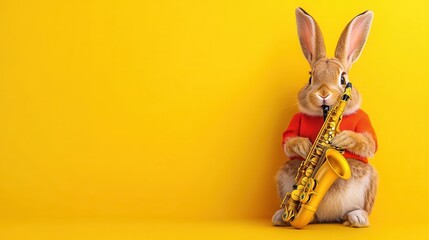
[294,8,372,117]
[298,58,361,116]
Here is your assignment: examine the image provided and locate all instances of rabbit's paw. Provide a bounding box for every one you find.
[284,137,312,159]
[343,210,369,228]
[332,130,376,157]
[331,130,358,150]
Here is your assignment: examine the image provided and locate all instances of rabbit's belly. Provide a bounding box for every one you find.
[315,174,371,222]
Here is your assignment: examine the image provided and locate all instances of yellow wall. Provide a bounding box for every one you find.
[0,0,428,223]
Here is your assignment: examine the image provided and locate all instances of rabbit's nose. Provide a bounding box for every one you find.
[318,93,331,99]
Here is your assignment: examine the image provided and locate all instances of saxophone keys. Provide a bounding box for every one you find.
[282,212,288,221]
[282,209,295,222]
[323,133,329,140]
[301,177,308,185]
[299,192,311,203]
[305,168,313,177]
[299,184,317,204]
[282,211,289,222]
[307,178,316,190]
[310,157,318,165]
[291,189,301,201]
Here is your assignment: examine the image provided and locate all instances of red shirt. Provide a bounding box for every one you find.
[282,109,377,163]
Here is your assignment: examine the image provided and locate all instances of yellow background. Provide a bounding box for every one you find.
[1,0,428,239]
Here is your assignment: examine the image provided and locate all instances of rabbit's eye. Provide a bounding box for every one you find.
[340,73,346,85]
[308,76,312,85]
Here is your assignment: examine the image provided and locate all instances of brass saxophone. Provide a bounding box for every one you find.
[280,82,353,228]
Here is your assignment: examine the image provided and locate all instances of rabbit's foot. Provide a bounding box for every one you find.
[342,209,369,228]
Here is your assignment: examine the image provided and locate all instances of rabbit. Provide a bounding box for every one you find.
[272,8,378,228]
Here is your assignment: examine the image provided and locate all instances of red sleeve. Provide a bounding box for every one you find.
[356,111,378,152]
[282,113,301,144]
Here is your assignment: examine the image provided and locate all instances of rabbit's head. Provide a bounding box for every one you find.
[295,8,373,116]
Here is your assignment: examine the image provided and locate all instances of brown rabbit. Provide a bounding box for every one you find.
[272,8,378,228]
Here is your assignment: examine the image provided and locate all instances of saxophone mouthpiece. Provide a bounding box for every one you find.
[346,82,352,89]
[341,82,353,101]
[322,105,329,121]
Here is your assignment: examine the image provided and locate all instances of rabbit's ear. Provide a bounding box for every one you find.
[335,11,373,71]
[295,8,326,66]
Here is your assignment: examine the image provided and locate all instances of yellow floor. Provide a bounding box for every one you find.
[0,218,427,240]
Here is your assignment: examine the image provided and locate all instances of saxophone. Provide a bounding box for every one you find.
[280,82,353,228]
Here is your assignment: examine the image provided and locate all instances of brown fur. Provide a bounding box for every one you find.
[283,137,312,158]
[273,8,377,228]
[363,165,378,214]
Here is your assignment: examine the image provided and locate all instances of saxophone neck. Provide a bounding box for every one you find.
[337,82,353,114]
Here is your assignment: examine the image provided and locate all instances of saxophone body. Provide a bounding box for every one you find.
[280,83,353,229]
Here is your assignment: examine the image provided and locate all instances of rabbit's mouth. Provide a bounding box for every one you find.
[319,100,333,108]
[321,100,328,107]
